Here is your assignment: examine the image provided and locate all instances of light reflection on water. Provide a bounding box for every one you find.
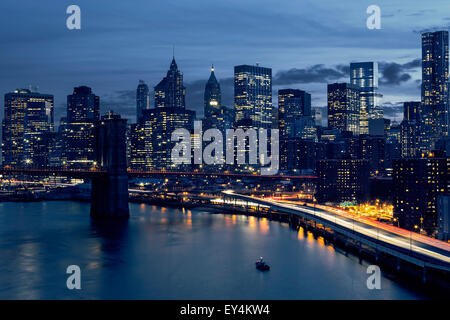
[0,201,423,300]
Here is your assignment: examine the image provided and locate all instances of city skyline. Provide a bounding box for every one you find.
[0,0,449,124]
[0,1,449,302]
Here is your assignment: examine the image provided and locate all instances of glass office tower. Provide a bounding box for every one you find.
[421,31,449,149]
[234,64,273,129]
[63,86,100,168]
[350,62,381,134]
[327,83,360,136]
[136,80,150,123]
[2,88,54,167]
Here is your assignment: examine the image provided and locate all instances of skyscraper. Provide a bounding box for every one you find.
[393,155,449,236]
[400,102,421,158]
[316,159,370,203]
[136,80,150,123]
[143,107,195,170]
[2,89,54,167]
[128,122,147,169]
[145,57,196,170]
[421,31,449,147]
[63,86,100,168]
[278,89,313,171]
[278,89,311,137]
[234,64,272,129]
[154,57,186,109]
[204,65,222,130]
[327,83,360,136]
[350,62,381,134]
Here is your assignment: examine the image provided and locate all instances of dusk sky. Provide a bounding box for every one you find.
[1,0,449,124]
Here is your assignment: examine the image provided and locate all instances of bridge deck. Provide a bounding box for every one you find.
[1,167,317,180]
[225,192,450,272]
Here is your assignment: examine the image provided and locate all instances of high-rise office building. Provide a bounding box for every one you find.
[234,64,272,129]
[393,155,449,236]
[400,102,422,158]
[278,89,312,170]
[204,65,223,130]
[63,86,100,168]
[204,65,221,119]
[285,139,325,172]
[128,122,147,169]
[145,58,196,170]
[358,135,386,175]
[327,83,360,135]
[154,57,186,109]
[136,80,150,123]
[400,121,419,158]
[142,107,195,170]
[278,89,311,137]
[421,31,449,148]
[2,89,54,167]
[316,158,370,203]
[350,62,382,134]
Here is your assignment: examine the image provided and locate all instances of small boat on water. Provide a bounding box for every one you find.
[255,257,270,271]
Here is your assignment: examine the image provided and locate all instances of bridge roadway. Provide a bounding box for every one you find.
[0,167,317,181]
[224,192,450,272]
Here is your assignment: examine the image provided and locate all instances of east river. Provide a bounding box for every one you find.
[0,201,424,299]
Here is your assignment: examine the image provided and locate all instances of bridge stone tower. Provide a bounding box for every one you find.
[90,112,130,219]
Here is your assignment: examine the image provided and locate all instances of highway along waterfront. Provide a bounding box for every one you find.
[0,201,435,299]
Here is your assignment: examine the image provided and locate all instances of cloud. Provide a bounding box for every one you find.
[101,89,139,121]
[381,101,404,118]
[379,59,421,85]
[273,64,347,85]
[272,58,421,88]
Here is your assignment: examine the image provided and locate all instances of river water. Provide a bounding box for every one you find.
[0,201,423,299]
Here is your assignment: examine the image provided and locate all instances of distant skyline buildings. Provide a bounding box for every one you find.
[2,1,450,126]
[0,2,449,239]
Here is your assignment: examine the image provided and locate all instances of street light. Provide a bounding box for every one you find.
[410,225,419,252]
[393,217,399,228]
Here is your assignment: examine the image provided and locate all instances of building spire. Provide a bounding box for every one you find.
[207,64,218,85]
[169,45,178,71]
